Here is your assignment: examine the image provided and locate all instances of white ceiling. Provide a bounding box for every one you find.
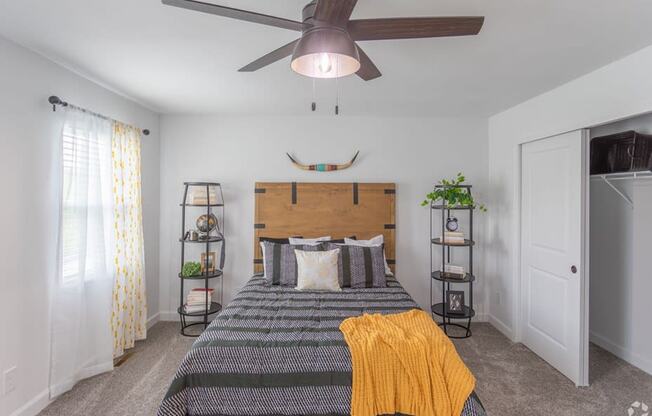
[2,0,652,116]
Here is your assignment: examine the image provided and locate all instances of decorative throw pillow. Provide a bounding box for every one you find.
[295,249,341,291]
[262,241,325,286]
[324,243,387,288]
[258,236,302,278]
[288,236,331,245]
[329,236,356,244]
[260,236,302,244]
[344,235,393,276]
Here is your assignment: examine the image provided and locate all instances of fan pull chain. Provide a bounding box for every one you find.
[335,83,339,115]
[335,58,340,115]
[311,78,316,112]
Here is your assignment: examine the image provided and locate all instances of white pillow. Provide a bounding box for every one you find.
[344,235,393,276]
[288,236,331,245]
[259,241,267,278]
[260,237,331,278]
[295,249,341,291]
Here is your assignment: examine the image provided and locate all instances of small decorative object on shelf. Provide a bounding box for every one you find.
[200,252,216,273]
[182,261,201,278]
[445,217,459,232]
[196,213,219,240]
[179,182,225,337]
[444,264,466,279]
[426,173,485,339]
[422,172,486,211]
[446,291,465,315]
[184,288,215,314]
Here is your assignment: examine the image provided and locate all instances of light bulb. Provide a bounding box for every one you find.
[317,53,332,74]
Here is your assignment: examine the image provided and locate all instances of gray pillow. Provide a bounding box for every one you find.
[324,243,386,288]
[261,241,325,286]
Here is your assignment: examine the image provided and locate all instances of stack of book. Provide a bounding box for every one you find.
[189,187,218,205]
[184,288,214,314]
[443,231,465,245]
[444,264,466,279]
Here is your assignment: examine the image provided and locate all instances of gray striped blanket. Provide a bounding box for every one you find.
[158,276,486,416]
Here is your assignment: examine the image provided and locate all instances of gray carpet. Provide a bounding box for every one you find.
[38,322,194,416]
[38,322,652,416]
[450,324,652,415]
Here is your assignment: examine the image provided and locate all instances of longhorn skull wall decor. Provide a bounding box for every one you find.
[287,151,359,171]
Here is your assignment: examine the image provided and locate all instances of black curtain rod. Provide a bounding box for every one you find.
[48,95,150,136]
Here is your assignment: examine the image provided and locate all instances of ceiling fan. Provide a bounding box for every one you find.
[161,0,484,81]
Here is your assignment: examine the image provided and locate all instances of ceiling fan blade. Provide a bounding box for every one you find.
[161,0,305,31]
[313,0,358,26]
[355,45,381,81]
[239,39,300,72]
[349,16,484,41]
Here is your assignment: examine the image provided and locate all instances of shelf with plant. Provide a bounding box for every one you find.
[179,261,222,279]
[421,173,486,211]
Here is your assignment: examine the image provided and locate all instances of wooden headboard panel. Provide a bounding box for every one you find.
[254,182,396,274]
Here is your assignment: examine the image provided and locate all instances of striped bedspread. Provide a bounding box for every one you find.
[158,276,486,416]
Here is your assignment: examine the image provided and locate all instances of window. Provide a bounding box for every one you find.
[60,116,113,285]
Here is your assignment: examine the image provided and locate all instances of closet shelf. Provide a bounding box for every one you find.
[589,170,652,181]
[590,170,652,208]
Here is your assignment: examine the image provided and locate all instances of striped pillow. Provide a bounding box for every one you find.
[325,243,386,288]
[261,241,325,286]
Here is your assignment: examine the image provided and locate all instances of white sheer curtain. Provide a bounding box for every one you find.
[49,108,115,398]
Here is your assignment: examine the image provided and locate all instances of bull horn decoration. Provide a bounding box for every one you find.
[286,151,360,172]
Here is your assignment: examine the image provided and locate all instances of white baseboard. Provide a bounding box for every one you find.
[9,389,51,416]
[146,312,160,329]
[474,313,488,322]
[159,311,180,322]
[590,331,652,376]
[487,313,514,340]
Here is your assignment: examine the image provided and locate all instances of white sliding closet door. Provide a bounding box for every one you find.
[520,129,589,386]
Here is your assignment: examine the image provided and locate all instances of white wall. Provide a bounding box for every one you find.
[589,115,652,375]
[0,36,160,416]
[486,44,652,339]
[158,115,488,320]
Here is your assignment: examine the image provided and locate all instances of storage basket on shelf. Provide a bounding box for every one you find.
[590,130,652,175]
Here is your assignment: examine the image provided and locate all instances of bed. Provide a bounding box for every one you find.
[158,182,486,416]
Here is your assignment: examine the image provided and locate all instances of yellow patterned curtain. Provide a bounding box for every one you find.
[110,122,147,358]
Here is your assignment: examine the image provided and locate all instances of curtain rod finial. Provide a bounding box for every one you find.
[142,129,150,136]
[48,95,67,112]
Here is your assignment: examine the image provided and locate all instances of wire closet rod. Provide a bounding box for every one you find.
[48,95,150,136]
[589,170,652,208]
[589,171,652,181]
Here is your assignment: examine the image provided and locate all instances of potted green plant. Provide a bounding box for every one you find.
[182,261,202,277]
[421,172,486,211]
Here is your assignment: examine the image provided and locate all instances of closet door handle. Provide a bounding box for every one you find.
[571,265,577,274]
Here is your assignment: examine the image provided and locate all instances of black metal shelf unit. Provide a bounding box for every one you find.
[179,182,225,337]
[430,184,476,339]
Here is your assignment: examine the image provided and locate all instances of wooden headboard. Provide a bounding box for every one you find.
[253,182,396,274]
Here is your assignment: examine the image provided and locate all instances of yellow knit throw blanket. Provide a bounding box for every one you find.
[339,309,475,416]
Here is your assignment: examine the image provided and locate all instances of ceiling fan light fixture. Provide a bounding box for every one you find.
[291,27,360,79]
